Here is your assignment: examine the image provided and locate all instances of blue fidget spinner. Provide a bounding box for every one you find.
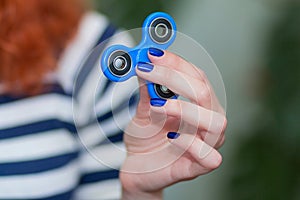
[101,12,178,102]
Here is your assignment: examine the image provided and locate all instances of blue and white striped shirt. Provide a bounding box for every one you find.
[0,12,138,200]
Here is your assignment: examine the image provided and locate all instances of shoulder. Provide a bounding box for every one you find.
[56,11,116,93]
[58,11,138,124]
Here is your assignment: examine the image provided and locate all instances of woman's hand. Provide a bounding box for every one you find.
[120,48,227,200]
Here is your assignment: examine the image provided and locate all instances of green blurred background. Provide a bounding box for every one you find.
[94,0,300,199]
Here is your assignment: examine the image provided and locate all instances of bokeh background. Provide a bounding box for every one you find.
[94,0,300,199]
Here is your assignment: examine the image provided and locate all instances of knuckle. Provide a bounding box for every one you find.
[217,135,226,148]
[221,116,228,132]
[211,154,223,169]
[196,68,207,80]
[164,67,174,82]
[172,53,184,68]
[158,66,172,86]
[214,113,227,134]
[167,100,181,117]
[154,68,165,84]
[197,86,211,103]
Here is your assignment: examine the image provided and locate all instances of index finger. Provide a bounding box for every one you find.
[148,48,207,81]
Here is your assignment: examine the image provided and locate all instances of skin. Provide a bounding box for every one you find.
[120,50,227,200]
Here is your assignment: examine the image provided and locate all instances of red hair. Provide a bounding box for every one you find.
[0,0,86,95]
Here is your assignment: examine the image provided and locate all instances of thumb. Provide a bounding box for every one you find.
[135,78,151,118]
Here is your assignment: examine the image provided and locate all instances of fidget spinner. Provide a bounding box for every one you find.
[101,12,178,102]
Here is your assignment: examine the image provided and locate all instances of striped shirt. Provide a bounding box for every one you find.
[0,12,138,200]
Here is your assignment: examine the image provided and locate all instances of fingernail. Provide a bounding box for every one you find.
[137,62,154,73]
[167,132,180,139]
[149,47,164,57]
[150,98,166,107]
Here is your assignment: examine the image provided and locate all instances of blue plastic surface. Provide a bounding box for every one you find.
[101,12,178,102]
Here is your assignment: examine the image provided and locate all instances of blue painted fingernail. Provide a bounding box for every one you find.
[167,132,180,139]
[150,99,166,107]
[137,62,154,72]
[149,47,164,57]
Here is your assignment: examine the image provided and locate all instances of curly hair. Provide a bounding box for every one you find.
[0,0,86,96]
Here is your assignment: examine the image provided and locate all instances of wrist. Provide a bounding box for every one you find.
[122,188,163,200]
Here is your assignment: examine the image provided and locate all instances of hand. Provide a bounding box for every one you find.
[120,48,227,200]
